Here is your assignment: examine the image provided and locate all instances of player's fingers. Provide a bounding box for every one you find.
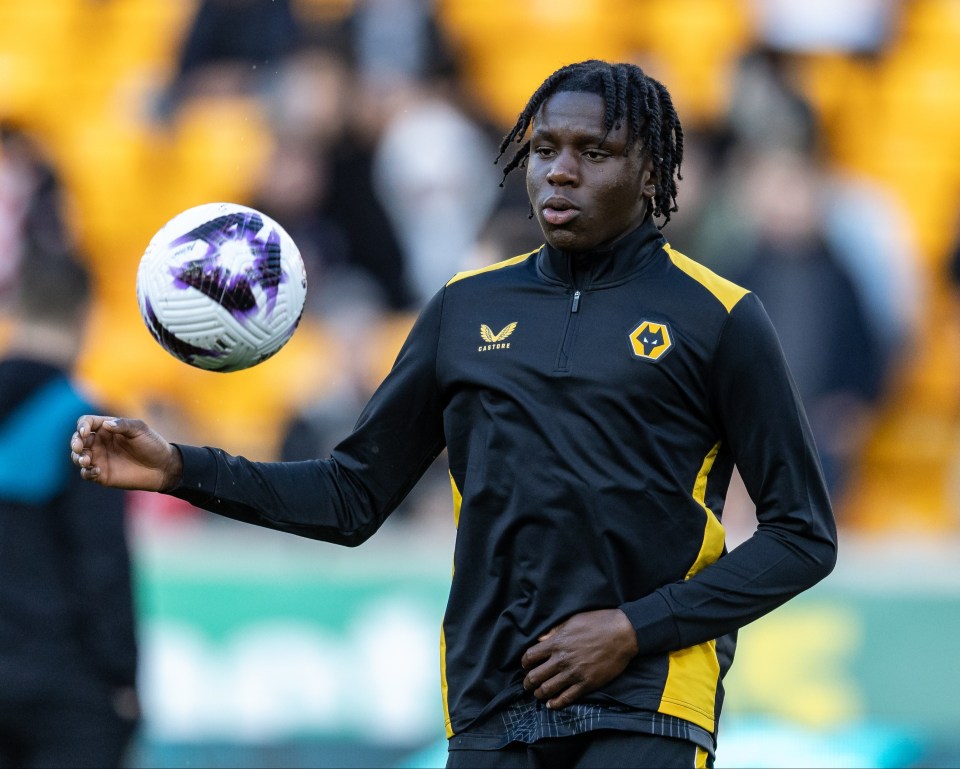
[98,416,154,438]
[79,465,101,482]
[74,428,101,452]
[85,414,140,432]
[546,680,587,710]
[71,436,100,470]
[522,661,539,690]
[77,414,120,442]
[520,637,554,670]
[76,415,102,438]
[522,654,562,692]
[522,670,537,692]
[531,669,580,705]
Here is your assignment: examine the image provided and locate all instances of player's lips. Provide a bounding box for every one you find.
[541,197,579,226]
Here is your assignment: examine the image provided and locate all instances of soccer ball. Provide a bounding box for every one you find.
[136,202,307,372]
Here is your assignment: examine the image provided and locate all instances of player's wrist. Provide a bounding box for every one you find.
[614,608,640,656]
[160,444,184,491]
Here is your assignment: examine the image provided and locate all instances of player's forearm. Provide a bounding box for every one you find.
[620,524,837,655]
[167,444,395,546]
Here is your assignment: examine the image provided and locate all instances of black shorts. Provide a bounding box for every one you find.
[446,730,712,769]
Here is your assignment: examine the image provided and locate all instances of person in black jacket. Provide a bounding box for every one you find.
[70,60,836,769]
[4,252,139,768]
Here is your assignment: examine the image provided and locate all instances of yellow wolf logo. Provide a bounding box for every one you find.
[628,320,673,361]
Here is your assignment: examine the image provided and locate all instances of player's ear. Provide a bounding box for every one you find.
[641,154,657,201]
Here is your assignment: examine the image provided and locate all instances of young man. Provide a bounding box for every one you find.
[71,60,837,768]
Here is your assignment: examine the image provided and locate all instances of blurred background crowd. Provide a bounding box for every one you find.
[1,0,959,767]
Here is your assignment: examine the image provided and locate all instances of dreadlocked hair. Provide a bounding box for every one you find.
[496,60,684,227]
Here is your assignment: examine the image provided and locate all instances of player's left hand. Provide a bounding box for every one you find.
[521,608,639,709]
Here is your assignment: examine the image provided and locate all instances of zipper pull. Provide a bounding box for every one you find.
[571,290,581,313]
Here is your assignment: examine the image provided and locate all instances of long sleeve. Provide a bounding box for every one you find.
[620,292,838,654]
[169,289,447,546]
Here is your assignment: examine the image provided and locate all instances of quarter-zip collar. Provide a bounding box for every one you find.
[537,214,667,289]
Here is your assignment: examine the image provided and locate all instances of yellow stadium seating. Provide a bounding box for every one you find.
[2,0,960,530]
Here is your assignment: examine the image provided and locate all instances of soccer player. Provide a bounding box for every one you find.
[71,60,837,768]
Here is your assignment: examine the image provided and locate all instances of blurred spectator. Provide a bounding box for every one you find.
[0,251,139,767]
[721,146,889,500]
[317,78,416,313]
[263,45,351,147]
[0,122,74,308]
[344,0,498,305]
[673,130,921,381]
[664,47,817,263]
[653,126,731,258]
[153,0,301,122]
[253,45,415,316]
[693,50,916,326]
[823,171,924,364]
[372,85,501,304]
[469,207,545,272]
[247,0,493,313]
[724,46,819,154]
[668,43,921,513]
[347,0,459,88]
[280,384,365,464]
[746,0,900,55]
[272,1,493,523]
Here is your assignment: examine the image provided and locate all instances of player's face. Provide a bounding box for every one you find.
[526,91,655,252]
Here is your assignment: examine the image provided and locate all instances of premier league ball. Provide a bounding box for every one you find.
[136,202,307,372]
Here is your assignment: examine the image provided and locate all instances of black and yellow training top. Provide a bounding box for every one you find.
[170,215,838,741]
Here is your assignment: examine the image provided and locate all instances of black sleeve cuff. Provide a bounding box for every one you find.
[619,590,682,656]
[166,443,219,501]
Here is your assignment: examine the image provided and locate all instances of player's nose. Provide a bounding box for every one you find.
[546,149,579,186]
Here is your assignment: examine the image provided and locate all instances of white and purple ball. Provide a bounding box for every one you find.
[136,202,307,372]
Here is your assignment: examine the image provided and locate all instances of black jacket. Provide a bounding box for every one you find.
[171,216,837,738]
[0,358,137,704]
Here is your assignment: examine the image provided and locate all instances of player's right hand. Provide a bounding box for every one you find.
[70,415,183,492]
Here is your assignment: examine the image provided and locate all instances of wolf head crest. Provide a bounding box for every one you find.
[628,320,673,361]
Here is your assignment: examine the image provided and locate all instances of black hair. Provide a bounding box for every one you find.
[497,60,684,227]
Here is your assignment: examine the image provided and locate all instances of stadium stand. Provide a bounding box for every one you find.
[1,0,958,530]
